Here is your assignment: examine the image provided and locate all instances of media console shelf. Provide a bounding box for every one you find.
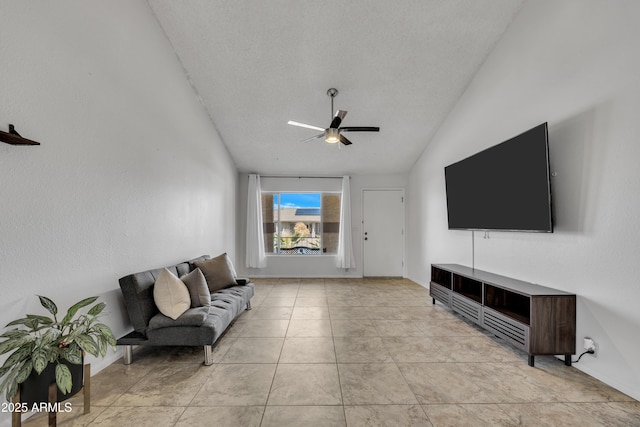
[430,264,576,367]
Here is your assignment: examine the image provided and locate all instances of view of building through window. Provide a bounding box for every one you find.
[261,192,341,255]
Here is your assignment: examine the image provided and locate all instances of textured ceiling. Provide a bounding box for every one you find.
[148,0,523,175]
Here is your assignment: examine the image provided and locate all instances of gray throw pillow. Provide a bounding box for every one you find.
[181,268,211,307]
[194,253,237,292]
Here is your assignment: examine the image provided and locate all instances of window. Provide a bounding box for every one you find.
[261,192,341,255]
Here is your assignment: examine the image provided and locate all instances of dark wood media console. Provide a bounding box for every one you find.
[430,264,576,367]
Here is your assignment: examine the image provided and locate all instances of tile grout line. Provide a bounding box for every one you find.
[326,278,348,423]
[260,278,295,426]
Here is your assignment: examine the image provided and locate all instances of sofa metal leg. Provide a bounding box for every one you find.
[204,345,214,365]
[123,345,133,365]
[246,301,252,310]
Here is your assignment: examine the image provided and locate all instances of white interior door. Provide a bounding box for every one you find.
[363,189,404,277]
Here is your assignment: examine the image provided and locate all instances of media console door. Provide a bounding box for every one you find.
[430,264,576,367]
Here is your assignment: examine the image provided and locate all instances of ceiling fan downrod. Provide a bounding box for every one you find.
[327,88,338,118]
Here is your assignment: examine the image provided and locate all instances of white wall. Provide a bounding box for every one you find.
[0,1,237,417]
[237,173,408,278]
[407,0,640,399]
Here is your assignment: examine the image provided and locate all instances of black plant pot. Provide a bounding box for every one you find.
[19,359,84,406]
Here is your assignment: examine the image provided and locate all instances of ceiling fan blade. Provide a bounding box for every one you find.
[288,121,325,132]
[340,126,380,132]
[339,134,353,146]
[301,133,324,143]
[329,110,348,129]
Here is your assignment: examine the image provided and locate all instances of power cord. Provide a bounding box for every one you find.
[572,349,595,363]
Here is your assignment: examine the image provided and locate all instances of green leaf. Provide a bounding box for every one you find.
[106,333,117,347]
[38,295,58,317]
[4,375,18,403]
[0,335,34,356]
[6,317,39,330]
[5,317,34,328]
[75,334,99,357]
[94,323,117,349]
[61,297,98,324]
[26,314,54,325]
[61,347,83,365]
[0,366,11,379]
[14,360,33,384]
[2,337,35,367]
[101,337,107,357]
[46,346,60,363]
[2,345,32,369]
[65,322,89,344]
[32,349,48,374]
[0,365,19,402]
[40,329,61,346]
[94,323,114,338]
[55,364,72,395]
[0,329,29,339]
[87,302,106,316]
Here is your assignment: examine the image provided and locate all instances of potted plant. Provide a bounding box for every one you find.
[0,295,116,404]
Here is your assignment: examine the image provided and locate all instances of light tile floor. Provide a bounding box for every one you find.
[22,278,640,426]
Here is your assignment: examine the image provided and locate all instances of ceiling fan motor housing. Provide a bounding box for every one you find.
[325,128,340,143]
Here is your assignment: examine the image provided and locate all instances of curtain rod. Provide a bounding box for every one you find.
[253,175,349,179]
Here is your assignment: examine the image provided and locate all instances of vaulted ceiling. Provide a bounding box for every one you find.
[148,0,523,175]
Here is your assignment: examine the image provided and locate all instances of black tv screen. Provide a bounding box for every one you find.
[444,123,553,232]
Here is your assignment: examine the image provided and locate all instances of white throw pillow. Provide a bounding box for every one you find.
[153,268,190,320]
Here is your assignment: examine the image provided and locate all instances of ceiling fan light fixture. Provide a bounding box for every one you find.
[325,128,340,144]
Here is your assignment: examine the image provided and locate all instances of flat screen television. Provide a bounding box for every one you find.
[444,122,553,232]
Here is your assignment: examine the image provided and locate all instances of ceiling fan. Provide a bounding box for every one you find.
[287,88,380,145]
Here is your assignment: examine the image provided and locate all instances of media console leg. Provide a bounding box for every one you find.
[564,355,572,366]
[432,298,435,305]
[528,355,535,367]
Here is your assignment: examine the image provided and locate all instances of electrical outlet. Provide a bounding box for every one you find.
[583,337,594,351]
[583,337,598,358]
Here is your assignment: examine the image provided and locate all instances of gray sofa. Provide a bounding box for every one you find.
[117,255,254,365]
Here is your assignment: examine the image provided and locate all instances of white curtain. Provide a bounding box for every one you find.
[246,174,267,268]
[336,176,356,269]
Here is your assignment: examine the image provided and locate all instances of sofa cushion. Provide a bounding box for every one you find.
[194,253,237,292]
[153,268,191,320]
[147,311,220,346]
[181,268,211,308]
[148,306,210,330]
[212,286,252,319]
